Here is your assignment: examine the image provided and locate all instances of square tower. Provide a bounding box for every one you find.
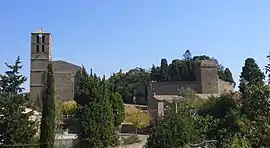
[30,28,52,102]
[195,60,219,94]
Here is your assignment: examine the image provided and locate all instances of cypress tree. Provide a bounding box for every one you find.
[39,62,56,148]
[224,68,234,83]
[159,58,169,81]
[239,58,265,94]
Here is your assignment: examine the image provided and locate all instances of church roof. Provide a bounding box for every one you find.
[52,60,81,68]
[52,60,81,74]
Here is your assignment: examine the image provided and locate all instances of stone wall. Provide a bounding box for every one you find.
[218,79,235,94]
[150,81,198,95]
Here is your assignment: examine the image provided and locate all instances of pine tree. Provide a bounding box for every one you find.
[0,56,37,146]
[183,50,192,61]
[39,62,56,148]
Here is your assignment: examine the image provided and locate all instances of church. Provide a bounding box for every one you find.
[30,29,80,101]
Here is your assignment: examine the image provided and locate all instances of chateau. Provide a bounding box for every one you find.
[147,60,235,119]
[30,29,80,101]
[29,29,234,111]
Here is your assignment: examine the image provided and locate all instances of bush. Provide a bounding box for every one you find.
[122,135,141,145]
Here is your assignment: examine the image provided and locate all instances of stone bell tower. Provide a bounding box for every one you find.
[30,28,52,101]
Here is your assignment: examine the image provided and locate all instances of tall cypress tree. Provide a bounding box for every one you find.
[0,57,37,146]
[40,62,56,148]
[159,58,169,81]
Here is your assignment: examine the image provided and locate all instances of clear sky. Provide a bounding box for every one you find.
[1,0,270,91]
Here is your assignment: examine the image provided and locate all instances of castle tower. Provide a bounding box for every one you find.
[195,60,219,94]
[30,28,52,101]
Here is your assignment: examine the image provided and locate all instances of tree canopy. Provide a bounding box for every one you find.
[0,57,37,146]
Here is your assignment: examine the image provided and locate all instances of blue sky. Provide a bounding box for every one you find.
[1,0,270,91]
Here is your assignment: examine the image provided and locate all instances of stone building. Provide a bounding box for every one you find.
[30,29,80,102]
[147,60,235,120]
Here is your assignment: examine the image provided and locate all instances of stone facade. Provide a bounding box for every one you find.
[30,29,80,102]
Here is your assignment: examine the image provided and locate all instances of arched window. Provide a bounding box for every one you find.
[42,45,45,52]
[36,45,39,52]
[36,35,39,43]
[42,36,45,43]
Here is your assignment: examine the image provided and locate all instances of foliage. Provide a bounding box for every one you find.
[40,62,56,148]
[109,92,125,126]
[146,111,204,148]
[74,69,116,147]
[124,106,151,129]
[183,49,192,61]
[0,56,37,146]
[147,80,270,147]
[61,100,77,116]
[108,68,150,104]
[122,134,141,145]
[228,134,251,148]
[159,58,169,81]
[239,58,265,94]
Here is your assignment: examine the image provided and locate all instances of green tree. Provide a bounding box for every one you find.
[40,62,56,148]
[239,58,264,94]
[168,60,180,81]
[74,71,115,147]
[159,58,169,81]
[224,68,235,84]
[0,57,37,146]
[146,111,204,148]
[109,92,125,126]
[61,100,77,116]
[150,65,160,81]
[183,49,192,61]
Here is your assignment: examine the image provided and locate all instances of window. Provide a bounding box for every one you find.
[36,45,39,52]
[36,35,39,43]
[42,36,45,43]
[42,45,45,52]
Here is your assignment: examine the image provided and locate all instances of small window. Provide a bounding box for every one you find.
[36,45,39,52]
[42,45,45,52]
[42,36,45,43]
[36,35,39,43]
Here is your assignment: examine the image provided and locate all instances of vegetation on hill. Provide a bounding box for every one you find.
[109,50,235,104]
[0,57,37,146]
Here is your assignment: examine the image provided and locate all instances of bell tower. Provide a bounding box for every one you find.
[30,28,52,101]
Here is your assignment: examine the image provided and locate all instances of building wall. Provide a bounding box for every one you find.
[52,61,81,101]
[147,96,159,120]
